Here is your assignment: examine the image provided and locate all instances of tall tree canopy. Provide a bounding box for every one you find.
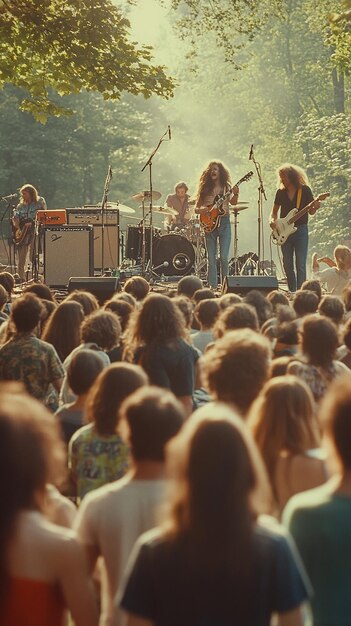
[0,0,174,121]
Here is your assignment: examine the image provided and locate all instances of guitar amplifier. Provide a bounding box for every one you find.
[43,225,93,287]
[37,209,67,226]
[66,208,118,226]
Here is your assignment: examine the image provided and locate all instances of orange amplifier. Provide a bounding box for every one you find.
[37,209,67,225]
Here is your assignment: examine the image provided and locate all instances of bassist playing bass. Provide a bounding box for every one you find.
[13,184,47,283]
[195,161,239,289]
[269,164,320,292]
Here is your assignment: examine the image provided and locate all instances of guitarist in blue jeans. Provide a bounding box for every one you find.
[195,161,239,289]
[269,164,320,292]
[13,184,47,282]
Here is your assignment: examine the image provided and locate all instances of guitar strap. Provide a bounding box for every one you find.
[296,187,302,210]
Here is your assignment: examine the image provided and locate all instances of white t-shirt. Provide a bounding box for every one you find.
[313,267,351,295]
[74,476,167,626]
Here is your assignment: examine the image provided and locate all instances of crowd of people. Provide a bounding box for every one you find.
[0,269,351,626]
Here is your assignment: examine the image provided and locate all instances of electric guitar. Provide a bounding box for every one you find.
[199,171,254,233]
[272,192,330,246]
[11,217,34,247]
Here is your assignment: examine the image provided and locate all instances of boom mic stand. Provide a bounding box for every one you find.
[99,165,113,276]
[141,126,170,276]
[249,146,267,275]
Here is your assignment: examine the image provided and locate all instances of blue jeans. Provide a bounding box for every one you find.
[205,215,231,288]
[281,223,308,292]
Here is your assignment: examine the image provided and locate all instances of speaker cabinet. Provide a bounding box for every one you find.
[222,275,279,295]
[92,225,119,270]
[43,226,93,287]
[68,277,119,305]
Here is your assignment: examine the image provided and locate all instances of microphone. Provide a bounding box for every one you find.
[2,193,17,200]
[249,145,253,160]
[168,125,171,140]
[109,165,113,178]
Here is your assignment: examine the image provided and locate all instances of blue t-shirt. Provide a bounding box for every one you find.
[119,521,310,626]
[14,196,47,221]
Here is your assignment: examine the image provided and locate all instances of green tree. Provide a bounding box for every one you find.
[0,0,174,121]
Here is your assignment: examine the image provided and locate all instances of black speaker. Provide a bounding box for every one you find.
[43,226,93,287]
[67,277,119,304]
[222,275,279,295]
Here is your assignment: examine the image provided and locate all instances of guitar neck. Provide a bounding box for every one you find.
[215,178,245,207]
[288,199,314,225]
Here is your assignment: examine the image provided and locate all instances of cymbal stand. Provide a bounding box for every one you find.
[249,146,267,275]
[99,165,113,276]
[141,127,170,276]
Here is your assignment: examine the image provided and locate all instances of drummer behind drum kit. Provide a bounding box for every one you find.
[119,190,209,280]
[70,189,254,282]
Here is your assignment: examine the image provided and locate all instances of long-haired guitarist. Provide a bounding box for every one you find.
[195,161,239,288]
[13,184,47,282]
[269,164,320,292]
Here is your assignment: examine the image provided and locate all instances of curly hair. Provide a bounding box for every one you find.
[277,164,309,188]
[123,293,187,361]
[196,161,231,206]
[81,310,121,351]
[202,329,271,415]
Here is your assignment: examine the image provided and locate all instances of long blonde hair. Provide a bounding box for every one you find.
[334,245,351,271]
[19,184,39,203]
[278,163,309,189]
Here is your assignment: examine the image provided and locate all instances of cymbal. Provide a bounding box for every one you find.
[105,202,135,214]
[188,199,196,206]
[152,205,178,216]
[231,203,249,212]
[131,190,162,202]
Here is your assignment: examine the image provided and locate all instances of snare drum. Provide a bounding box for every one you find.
[152,234,195,276]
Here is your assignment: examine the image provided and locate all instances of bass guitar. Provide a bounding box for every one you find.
[272,192,329,246]
[12,218,34,247]
[200,171,254,233]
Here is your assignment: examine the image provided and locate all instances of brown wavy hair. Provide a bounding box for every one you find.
[277,163,309,189]
[0,386,65,605]
[164,404,271,612]
[196,161,231,206]
[86,363,148,436]
[41,300,84,362]
[249,376,319,501]
[123,293,187,361]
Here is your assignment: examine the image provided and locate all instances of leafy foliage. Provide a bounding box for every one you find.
[0,0,174,121]
[169,0,282,67]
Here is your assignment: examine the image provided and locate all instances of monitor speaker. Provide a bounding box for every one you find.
[222,275,279,295]
[67,277,119,305]
[43,226,93,287]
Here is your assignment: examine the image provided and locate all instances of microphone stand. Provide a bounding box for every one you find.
[1,199,16,273]
[141,127,169,276]
[100,165,113,276]
[250,147,267,275]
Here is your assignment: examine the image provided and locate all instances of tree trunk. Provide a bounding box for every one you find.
[332,68,345,113]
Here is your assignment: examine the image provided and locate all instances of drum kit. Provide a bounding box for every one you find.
[116,190,209,280]
[97,190,252,281]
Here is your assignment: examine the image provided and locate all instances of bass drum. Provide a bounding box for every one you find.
[152,234,195,276]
